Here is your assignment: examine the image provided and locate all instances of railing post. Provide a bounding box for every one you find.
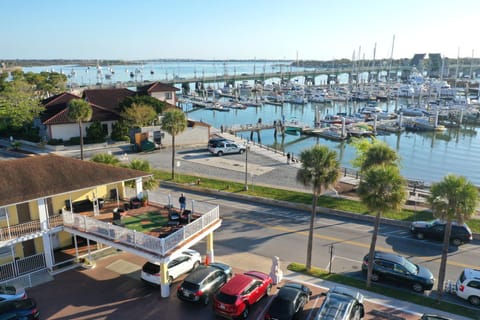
[83,216,87,231]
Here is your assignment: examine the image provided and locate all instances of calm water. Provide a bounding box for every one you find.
[186,100,480,186]
[22,61,480,186]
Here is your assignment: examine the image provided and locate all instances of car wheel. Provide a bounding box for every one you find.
[241,304,249,319]
[168,276,174,285]
[412,282,424,293]
[416,232,424,240]
[451,238,462,246]
[266,283,272,296]
[202,294,210,306]
[217,151,223,156]
[239,149,245,154]
[371,273,380,282]
[468,295,480,306]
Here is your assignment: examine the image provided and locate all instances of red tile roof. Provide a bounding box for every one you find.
[136,82,179,94]
[82,88,136,111]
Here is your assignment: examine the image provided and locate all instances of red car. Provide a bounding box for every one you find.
[213,270,273,319]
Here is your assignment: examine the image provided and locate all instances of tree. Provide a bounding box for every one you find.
[357,165,406,288]
[86,120,106,143]
[118,95,167,114]
[67,99,92,160]
[350,138,400,170]
[122,159,158,191]
[91,153,120,166]
[296,145,340,271]
[121,103,158,128]
[0,78,43,130]
[161,109,187,180]
[110,120,130,142]
[428,174,478,302]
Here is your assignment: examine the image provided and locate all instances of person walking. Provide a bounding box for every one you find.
[179,193,186,213]
[286,152,291,164]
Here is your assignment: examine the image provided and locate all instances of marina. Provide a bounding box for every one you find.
[22,61,480,186]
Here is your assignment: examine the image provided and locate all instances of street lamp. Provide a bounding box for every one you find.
[244,141,249,191]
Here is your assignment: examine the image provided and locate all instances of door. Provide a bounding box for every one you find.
[22,239,36,257]
[16,203,31,224]
[46,198,55,216]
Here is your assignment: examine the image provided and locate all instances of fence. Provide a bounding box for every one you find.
[63,200,220,256]
[0,253,46,282]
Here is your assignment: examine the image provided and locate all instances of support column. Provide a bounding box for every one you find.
[37,198,54,271]
[206,232,215,264]
[135,177,143,199]
[160,262,170,297]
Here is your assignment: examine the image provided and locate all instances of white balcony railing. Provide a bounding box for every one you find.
[63,201,220,256]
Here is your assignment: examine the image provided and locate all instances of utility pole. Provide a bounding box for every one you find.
[244,142,249,191]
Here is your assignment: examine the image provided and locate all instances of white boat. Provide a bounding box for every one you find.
[404,117,446,132]
[398,106,427,117]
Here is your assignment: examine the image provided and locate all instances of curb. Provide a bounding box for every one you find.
[160,181,480,240]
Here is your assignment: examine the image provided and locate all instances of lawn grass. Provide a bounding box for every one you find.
[121,212,168,232]
[153,169,480,233]
[287,262,479,319]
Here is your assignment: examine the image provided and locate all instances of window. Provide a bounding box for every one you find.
[0,246,11,257]
[165,92,172,99]
[468,280,480,289]
[0,207,7,220]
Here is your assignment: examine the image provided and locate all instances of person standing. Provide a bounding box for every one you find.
[179,193,186,213]
[286,152,291,164]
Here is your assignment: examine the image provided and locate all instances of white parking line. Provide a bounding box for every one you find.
[306,295,321,320]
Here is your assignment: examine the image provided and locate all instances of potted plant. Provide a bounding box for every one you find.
[141,193,148,207]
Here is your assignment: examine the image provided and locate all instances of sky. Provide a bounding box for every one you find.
[2,0,480,61]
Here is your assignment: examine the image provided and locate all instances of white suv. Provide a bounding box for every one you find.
[456,268,480,306]
[208,141,245,156]
[141,249,202,285]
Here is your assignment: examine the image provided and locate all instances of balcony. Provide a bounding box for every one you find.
[0,215,63,244]
[62,194,221,260]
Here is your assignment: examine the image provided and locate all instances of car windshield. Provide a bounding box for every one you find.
[181,281,200,291]
[402,259,418,274]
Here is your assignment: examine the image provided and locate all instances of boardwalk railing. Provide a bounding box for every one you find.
[62,201,220,256]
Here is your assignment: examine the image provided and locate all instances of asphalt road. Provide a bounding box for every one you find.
[151,185,480,310]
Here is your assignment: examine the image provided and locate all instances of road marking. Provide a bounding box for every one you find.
[223,216,480,270]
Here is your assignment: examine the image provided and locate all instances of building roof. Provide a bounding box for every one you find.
[137,82,180,94]
[82,88,136,111]
[0,155,151,207]
[41,92,123,125]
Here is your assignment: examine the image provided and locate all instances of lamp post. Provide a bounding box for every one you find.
[244,142,249,191]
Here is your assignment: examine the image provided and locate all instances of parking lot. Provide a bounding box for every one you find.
[28,251,423,320]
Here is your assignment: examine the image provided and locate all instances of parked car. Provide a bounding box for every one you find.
[213,270,273,319]
[0,286,27,302]
[208,137,232,148]
[264,282,312,320]
[315,286,364,320]
[140,249,201,285]
[409,219,472,246]
[420,314,453,320]
[362,251,435,292]
[455,268,480,306]
[0,298,39,320]
[177,262,232,305]
[208,141,246,156]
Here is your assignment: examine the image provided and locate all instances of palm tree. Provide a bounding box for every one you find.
[357,164,406,288]
[91,153,120,166]
[360,141,399,171]
[296,145,340,271]
[122,159,158,191]
[161,109,187,180]
[67,98,92,160]
[428,174,478,302]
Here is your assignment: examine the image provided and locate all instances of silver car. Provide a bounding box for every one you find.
[208,141,246,156]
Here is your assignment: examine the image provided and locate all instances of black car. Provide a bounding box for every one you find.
[177,262,232,305]
[315,286,364,320]
[410,219,473,246]
[0,298,40,320]
[420,314,453,320]
[264,282,312,320]
[362,251,435,293]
